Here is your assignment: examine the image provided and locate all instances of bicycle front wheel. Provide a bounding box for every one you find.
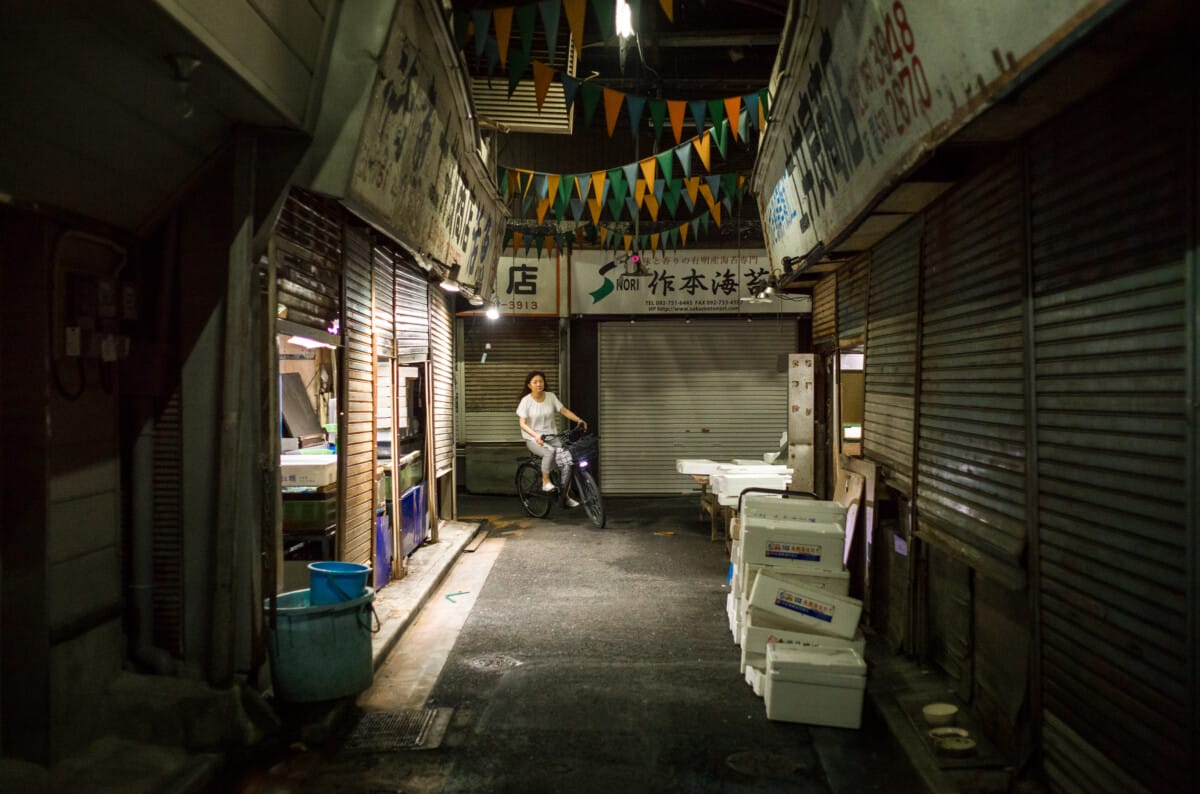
[574,470,606,528]
[516,462,553,518]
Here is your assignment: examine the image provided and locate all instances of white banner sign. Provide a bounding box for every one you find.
[571,250,810,315]
[495,255,561,317]
[756,0,1114,262]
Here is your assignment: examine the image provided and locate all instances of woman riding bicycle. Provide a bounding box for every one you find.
[516,370,587,506]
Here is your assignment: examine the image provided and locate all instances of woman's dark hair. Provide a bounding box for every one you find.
[521,370,547,398]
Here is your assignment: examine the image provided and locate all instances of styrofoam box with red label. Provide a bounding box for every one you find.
[740,608,866,672]
[740,522,846,574]
[280,454,337,487]
[748,572,863,639]
[744,564,850,597]
[764,644,867,728]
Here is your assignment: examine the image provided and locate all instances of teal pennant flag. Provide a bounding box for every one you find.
[742,92,759,131]
[626,95,647,136]
[539,1,562,60]
[688,100,707,133]
[654,178,665,203]
[705,174,722,200]
[534,173,549,200]
[581,83,603,128]
[626,198,640,222]
[472,10,491,58]
[516,5,537,59]
[621,163,639,198]
[570,198,585,221]
[576,173,591,203]
[561,74,581,111]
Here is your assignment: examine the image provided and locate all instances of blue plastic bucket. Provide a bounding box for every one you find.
[308,561,371,605]
[264,588,376,702]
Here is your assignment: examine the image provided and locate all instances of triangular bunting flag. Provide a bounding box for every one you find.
[654,178,665,203]
[603,88,624,137]
[597,226,608,246]
[516,4,537,59]
[609,168,628,204]
[699,183,717,212]
[623,234,633,253]
[663,183,681,216]
[507,48,531,97]
[592,0,616,43]
[694,134,712,171]
[742,92,759,132]
[759,89,769,129]
[658,0,674,23]
[570,198,585,221]
[704,174,721,201]
[539,0,562,60]
[645,194,660,221]
[650,232,660,251]
[532,60,556,111]
[499,168,509,196]
[576,173,591,203]
[712,121,730,159]
[634,178,646,207]
[668,100,687,145]
[521,191,534,215]
[711,202,721,226]
[581,83,603,127]
[706,98,725,135]
[684,176,700,206]
[639,157,656,189]
[512,231,524,252]
[626,197,639,220]
[722,195,732,215]
[655,150,675,184]
[453,12,470,49]
[535,172,549,199]
[721,173,738,203]
[471,10,491,58]
[588,198,602,224]
[563,0,586,56]
[546,174,561,202]
[562,74,581,111]
[626,95,647,136]
[681,188,695,212]
[675,142,692,177]
[608,194,624,220]
[620,163,638,199]
[536,196,552,223]
[725,96,741,141]
[592,170,608,204]
[679,222,689,246]
[649,99,667,144]
[493,7,514,68]
[688,100,707,133]
[559,173,574,204]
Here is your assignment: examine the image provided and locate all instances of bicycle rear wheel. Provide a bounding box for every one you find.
[574,470,606,528]
[516,462,553,517]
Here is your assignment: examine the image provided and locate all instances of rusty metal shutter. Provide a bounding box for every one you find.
[598,318,797,494]
[151,389,183,655]
[863,218,922,496]
[340,226,375,565]
[916,152,1026,591]
[372,242,395,359]
[812,274,837,348]
[1029,63,1191,794]
[395,260,429,361]
[836,253,869,342]
[429,288,455,477]
[462,317,560,442]
[273,188,341,333]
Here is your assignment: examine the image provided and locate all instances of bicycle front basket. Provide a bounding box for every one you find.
[569,435,599,465]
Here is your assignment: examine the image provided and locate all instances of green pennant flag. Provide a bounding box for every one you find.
[675,142,692,178]
[655,150,675,184]
[507,48,531,97]
[759,89,770,118]
[453,11,471,48]
[559,173,574,204]
[535,234,545,257]
[554,195,567,221]
[591,0,616,42]
[471,10,491,58]
[539,0,562,60]
[581,83,603,128]
[663,182,681,216]
[516,4,537,59]
[721,172,738,205]
[609,167,628,205]
[706,98,725,135]
[499,168,509,196]
[649,99,667,145]
[712,122,729,159]
[608,194,624,221]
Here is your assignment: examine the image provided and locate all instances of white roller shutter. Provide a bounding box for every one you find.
[429,289,455,477]
[461,317,559,442]
[599,318,798,495]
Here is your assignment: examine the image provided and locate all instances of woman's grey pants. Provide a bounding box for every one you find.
[526,437,571,484]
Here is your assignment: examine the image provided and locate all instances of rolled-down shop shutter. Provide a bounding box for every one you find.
[811,274,838,349]
[339,226,375,565]
[916,152,1027,591]
[461,317,560,442]
[429,288,455,478]
[599,317,798,494]
[273,188,341,333]
[836,254,869,343]
[372,242,395,359]
[1029,61,1191,794]
[394,259,429,361]
[863,219,921,496]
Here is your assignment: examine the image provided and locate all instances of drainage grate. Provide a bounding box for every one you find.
[465,653,523,671]
[725,749,810,779]
[341,708,440,752]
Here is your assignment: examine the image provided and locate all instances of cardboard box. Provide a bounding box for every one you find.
[280,454,337,487]
[764,645,867,728]
[740,523,846,574]
[748,572,863,639]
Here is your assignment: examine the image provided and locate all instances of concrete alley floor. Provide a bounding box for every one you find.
[229,493,930,794]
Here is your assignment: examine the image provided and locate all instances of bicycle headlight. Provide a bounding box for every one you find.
[578,460,588,468]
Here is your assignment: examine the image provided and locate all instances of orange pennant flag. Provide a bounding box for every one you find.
[563,0,586,58]
[693,134,712,171]
[658,0,674,22]
[679,222,688,246]
[598,226,608,246]
[591,170,607,202]
[603,88,624,137]
[639,157,656,188]
[699,183,717,212]
[536,196,552,223]
[588,198,602,224]
[623,234,633,252]
[650,232,661,251]
[547,174,561,203]
[684,176,701,205]
[645,194,660,221]
[532,60,556,111]
[725,96,741,141]
[513,231,524,251]
[493,7,514,68]
[710,202,721,227]
[635,179,647,207]
[759,98,767,131]
[667,100,686,145]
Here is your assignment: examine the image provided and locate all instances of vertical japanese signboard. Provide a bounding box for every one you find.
[570,250,810,315]
[755,0,1115,262]
[348,0,504,293]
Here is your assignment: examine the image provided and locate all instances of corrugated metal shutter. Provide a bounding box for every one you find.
[598,318,797,494]
[340,226,375,565]
[152,389,182,655]
[372,242,395,359]
[273,188,341,333]
[836,253,869,342]
[812,274,837,348]
[395,260,429,361]
[917,152,1027,590]
[863,218,922,496]
[1029,64,1191,794]
[429,288,455,477]
[462,317,560,442]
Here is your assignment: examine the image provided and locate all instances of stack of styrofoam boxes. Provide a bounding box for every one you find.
[709,464,793,508]
[729,493,867,728]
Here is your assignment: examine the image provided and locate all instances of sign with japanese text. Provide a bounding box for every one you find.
[570,250,810,315]
[348,0,504,293]
[495,256,560,317]
[754,0,1114,264]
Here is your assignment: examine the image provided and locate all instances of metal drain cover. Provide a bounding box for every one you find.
[341,708,446,752]
[465,653,523,671]
[725,749,809,779]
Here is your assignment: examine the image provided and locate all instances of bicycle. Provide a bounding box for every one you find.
[515,424,606,528]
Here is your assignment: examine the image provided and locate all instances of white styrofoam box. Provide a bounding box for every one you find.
[740,644,763,675]
[676,458,720,475]
[280,454,337,487]
[744,663,765,697]
[714,475,794,507]
[742,493,847,528]
[748,572,863,639]
[740,523,846,574]
[764,645,867,728]
[744,565,850,598]
[743,608,866,658]
[715,463,793,474]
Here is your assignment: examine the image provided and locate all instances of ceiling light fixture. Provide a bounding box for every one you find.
[439,263,461,292]
[616,1,635,38]
[485,301,500,320]
[468,293,484,306]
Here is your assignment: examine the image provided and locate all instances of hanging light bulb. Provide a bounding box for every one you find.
[486,301,500,320]
[616,0,634,38]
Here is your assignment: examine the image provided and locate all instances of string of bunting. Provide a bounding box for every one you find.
[503,203,734,258]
